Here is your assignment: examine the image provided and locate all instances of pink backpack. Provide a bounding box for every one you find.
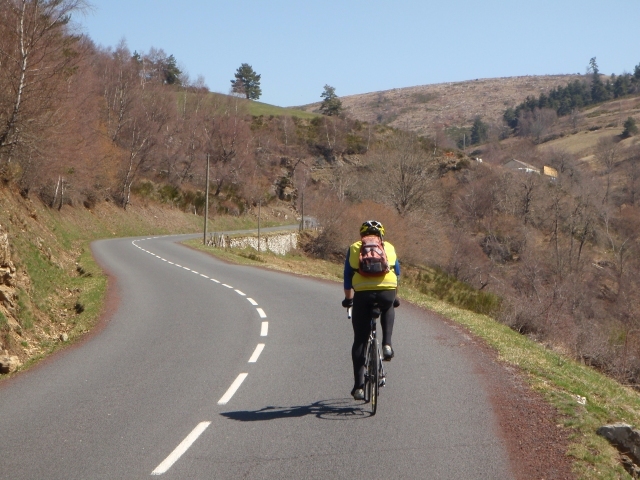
[358,235,390,276]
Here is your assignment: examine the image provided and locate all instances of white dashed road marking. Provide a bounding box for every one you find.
[133,236,272,414]
[248,344,265,363]
[151,421,211,476]
[218,373,248,405]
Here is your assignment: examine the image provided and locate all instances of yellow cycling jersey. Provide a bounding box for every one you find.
[348,240,398,291]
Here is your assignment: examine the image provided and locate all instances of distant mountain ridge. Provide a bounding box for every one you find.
[301,75,582,136]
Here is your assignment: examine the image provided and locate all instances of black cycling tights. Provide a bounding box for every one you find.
[351,289,396,389]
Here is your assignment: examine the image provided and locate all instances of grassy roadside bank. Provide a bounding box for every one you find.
[185,236,640,479]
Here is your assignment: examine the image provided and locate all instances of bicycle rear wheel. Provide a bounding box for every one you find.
[370,340,379,415]
[363,339,372,403]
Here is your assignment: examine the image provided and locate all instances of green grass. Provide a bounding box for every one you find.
[16,288,34,330]
[188,241,639,478]
[205,216,293,232]
[245,100,318,119]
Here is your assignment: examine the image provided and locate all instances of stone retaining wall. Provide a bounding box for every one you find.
[208,232,298,256]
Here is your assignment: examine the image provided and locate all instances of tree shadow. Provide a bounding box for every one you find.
[220,398,371,422]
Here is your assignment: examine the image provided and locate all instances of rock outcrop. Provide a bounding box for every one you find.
[0,224,20,374]
[597,423,640,477]
[0,230,17,313]
[0,350,21,374]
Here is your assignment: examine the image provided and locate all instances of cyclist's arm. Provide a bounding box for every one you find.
[343,248,354,299]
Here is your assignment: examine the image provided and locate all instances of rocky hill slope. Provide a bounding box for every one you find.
[302,75,582,136]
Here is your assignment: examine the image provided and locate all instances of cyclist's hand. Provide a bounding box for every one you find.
[342,298,353,308]
[393,297,400,308]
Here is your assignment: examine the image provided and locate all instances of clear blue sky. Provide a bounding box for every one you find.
[78,0,640,107]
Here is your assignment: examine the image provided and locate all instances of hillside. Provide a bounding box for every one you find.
[300,75,583,135]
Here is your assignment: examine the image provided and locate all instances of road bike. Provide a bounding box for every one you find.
[348,306,386,415]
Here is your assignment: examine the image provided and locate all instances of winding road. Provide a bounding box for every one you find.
[0,233,515,479]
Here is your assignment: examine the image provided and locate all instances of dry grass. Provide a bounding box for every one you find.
[301,75,583,135]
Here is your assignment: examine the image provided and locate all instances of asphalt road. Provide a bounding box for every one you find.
[0,233,514,479]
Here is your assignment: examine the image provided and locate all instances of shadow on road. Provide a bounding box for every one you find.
[220,398,371,421]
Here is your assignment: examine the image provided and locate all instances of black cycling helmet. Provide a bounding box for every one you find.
[360,220,385,237]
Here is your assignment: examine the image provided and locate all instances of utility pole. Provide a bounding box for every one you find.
[203,153,210,245]
[300,193,304,231]
[257,200,261,254]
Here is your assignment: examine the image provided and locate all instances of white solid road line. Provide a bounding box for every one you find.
[151,421,211,476]
[256,308,267,318]
[248,344,265,363]
[247,298,258,306]
[261,322,268,336]
[217,373,249,405]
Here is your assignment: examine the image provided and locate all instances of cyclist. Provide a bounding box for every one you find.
[342,220,400,400]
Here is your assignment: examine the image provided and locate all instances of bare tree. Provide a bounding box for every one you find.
[517,108,557,142]
[116,87,172,208]
[623,144,640,206]
[596,136,620,205]
[370,132,437,216]
[202,95,250,196]
[0,0,88,166]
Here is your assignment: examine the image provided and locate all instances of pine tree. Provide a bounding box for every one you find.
[163,55,182,85]
[319,85,342,116]
[230,64,262,100]
[471,117,489,144]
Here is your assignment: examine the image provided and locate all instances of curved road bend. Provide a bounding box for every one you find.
[0,233,514,479]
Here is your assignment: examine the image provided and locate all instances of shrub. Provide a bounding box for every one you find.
[414,267,501,316]
[132,180,156,199]
[158,185,181,205]
[622,117,638,138]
